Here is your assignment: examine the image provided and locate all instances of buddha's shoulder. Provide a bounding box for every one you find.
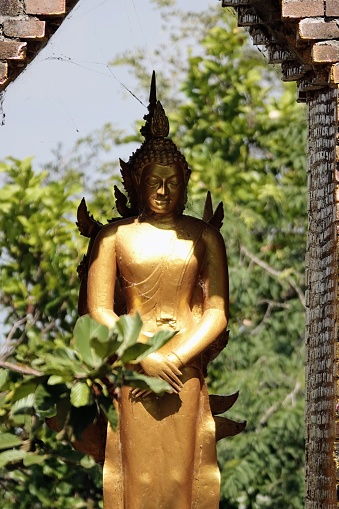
[95,216,138,240]
[181,215,224,241]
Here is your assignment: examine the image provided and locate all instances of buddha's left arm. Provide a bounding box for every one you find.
[160,226,229,367]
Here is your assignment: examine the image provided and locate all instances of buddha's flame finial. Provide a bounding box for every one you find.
[149,70,157,110]
[140,71,169,140]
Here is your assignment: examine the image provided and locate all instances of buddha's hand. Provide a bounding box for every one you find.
[139,352,183,394]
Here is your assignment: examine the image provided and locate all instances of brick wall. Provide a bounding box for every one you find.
[0,0,80,90]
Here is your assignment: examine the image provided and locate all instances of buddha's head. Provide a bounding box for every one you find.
[118,73,191,217]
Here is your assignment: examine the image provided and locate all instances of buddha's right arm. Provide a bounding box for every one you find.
[87,227,119,329]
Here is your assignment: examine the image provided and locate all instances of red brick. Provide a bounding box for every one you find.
[312,41,339,62]
[24,0,66,15]
[3,19,46,39]
[0,41,27,60]
[282,0,325,18]
[0,0,21,16]
[326,0,339,17]
[299,18,339,40]
[0,63,8,86]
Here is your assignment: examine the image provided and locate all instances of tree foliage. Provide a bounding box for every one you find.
[0,5,307,509]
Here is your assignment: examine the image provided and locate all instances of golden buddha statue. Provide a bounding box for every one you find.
[77,73,245,509]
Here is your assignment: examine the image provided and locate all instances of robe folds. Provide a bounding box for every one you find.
[103,364,220,509]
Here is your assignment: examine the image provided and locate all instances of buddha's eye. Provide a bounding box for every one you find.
[144,176,161,187]
[168,178,180,187]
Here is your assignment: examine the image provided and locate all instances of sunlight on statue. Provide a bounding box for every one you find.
[77,72,245,509]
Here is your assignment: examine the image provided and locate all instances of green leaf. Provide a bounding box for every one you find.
[90,335,119,360]
[10,393,35,415]
[0,369,8,390]
[0,432,22,451]
[70,382,92,408]
[115,313,143,357]
[11,378,42,404]
[47,375,69,385]
[80,455,96,469]
[123,371,171,394]
[41,351,84,376]
[23,453,46,466]
[120,343,151,364]
[0,449,26,468]
[143,330,176,356]
[73,315,110,368]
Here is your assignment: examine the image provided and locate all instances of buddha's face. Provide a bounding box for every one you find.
[139,163,184,216]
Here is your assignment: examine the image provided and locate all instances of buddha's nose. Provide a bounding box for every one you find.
[157,181,167,195]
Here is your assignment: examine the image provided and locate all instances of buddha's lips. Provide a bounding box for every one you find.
[155,199,170,205]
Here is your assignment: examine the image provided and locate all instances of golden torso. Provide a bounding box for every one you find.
[115,215,204,341]
[89,214,227,509]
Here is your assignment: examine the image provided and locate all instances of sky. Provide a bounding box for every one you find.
[0,0,209,169]
[0,0,210,337]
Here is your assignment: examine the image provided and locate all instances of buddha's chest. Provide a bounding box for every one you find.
[115,226,204,288]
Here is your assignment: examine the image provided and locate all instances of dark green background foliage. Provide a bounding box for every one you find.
[0,6,306,508]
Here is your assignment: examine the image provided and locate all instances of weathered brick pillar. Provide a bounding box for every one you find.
[305,88,338,508]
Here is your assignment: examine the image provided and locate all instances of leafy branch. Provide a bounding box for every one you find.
[240,245,306,308]
[0,314,174,469]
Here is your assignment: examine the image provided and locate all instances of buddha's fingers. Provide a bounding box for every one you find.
[131,388,152,398]
[161,372,182,393]
[165,359,182,376]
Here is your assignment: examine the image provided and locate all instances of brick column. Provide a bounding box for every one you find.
[305,88,338,508]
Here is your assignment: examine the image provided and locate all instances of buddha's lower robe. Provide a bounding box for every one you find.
[103,366,220,509]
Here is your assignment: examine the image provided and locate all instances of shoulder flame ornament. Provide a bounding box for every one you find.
[76,71,245,509]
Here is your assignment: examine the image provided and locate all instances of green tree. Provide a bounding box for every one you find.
[0,158,103,508]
